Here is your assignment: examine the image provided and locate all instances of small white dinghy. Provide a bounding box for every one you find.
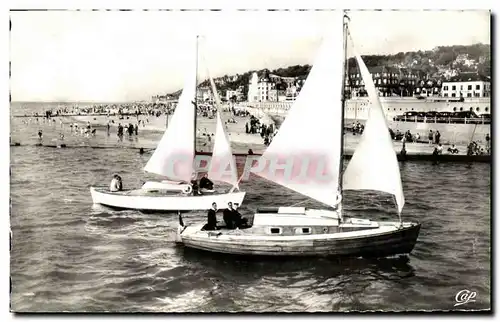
[177,13,420,256]
[90,36,246,212]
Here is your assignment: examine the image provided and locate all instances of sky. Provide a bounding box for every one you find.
[10,9,490,102]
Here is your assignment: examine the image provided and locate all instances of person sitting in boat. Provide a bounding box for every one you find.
[202,202,218,231]
[109,174,123,192]
[447,144,459,154]
[232,203,249,229]
[223,202,235,229]
[199,174,214,192]
[191,179,201,195]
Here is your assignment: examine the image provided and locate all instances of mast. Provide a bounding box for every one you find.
[194,35,199,154]
[338,12,350,195]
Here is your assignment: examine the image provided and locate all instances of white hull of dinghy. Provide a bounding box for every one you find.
[90,187,246,212]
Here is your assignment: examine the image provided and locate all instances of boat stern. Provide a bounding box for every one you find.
[89,186,100,204]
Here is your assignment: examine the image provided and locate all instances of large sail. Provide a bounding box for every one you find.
[342,34,405,213]
[204,55,239,189]
[252,13,344,209]
[208,111,239,188]
[143,39,197,182]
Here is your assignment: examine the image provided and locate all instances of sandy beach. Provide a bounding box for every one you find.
[68,111,270,146]
[11,111,480,157]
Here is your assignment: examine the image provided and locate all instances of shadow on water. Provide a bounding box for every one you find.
[166,246,419,312]
[175,245,416,281]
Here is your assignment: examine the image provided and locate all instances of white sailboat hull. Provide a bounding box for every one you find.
[177,209,420,257]
[90,187,246,212]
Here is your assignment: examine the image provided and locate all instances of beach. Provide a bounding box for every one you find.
[11,112,479,157]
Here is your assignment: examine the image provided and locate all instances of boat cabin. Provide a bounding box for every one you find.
[243,207,380,236]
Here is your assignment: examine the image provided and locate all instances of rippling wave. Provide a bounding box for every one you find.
[10,121,491,312]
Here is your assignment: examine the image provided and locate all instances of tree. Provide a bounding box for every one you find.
[435,51,455,66]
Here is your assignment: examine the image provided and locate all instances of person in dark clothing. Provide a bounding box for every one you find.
[467,142,475,156]
[223,202,235,229]
[202,202,218,231]
[232,203,248,228]
[191,179,200,195]
[435,131,441,145]
[432,146,440,165]
[37,130,43,140]
[199,174,214,191]
[116,175,123,191]
[486,134,490,153]
[117,123,124,137]
[134,124,139,135]
[248,149,254,155]
[400,141,407,160]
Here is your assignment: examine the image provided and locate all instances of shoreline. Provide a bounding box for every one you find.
[9,142,491,163]
[11,112,490,159]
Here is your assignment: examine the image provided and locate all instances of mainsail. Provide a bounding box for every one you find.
[253,13,344,208]
[143,38,198,182]
[203,54,239,189]
[342,34,405,214]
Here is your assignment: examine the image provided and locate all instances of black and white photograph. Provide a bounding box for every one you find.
[8,7,492,313]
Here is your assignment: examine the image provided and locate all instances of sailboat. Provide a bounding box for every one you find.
[176,13,421,257]
[90,37,246,212]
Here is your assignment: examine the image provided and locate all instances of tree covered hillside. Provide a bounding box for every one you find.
[165,43,490,99]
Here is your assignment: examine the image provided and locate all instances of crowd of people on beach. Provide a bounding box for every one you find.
[24,102,175,118]
[194,104,278,148]
[346,119,491,158]
[245,115,277,146]
[21,100,492,160]
[22,100,279,149]
[25,113,146,144]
